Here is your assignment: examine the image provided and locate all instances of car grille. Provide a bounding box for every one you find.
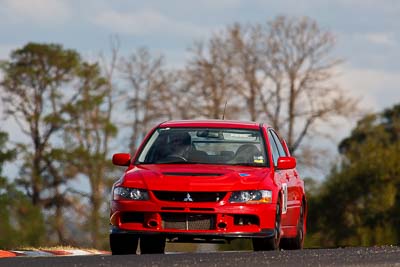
[161,213,215,230]
[153,191,226,202]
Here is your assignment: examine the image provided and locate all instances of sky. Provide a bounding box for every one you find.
[0,0,399,178]
[0,0,399,111]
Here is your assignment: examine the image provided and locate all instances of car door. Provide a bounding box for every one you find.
[269,129,298,226]
[266,130,288,219]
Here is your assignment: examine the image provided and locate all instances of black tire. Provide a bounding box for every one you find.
[253,201,281,251]
[140,235,166,254]
[110,234,138,255]
[280,203,305,250]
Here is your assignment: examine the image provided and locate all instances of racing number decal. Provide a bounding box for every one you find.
[282,183,288,214]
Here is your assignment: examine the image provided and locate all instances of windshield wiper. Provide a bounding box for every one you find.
[230,163,264,167]
[155,161,201,164]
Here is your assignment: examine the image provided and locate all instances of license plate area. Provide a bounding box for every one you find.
[161,213,216,230]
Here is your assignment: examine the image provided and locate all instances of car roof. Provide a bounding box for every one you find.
[159,120,267,130]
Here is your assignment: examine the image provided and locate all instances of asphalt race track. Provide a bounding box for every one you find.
[1,246,400,267]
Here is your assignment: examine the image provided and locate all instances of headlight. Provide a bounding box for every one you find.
[113,187,149,200]
[229,190,272,204]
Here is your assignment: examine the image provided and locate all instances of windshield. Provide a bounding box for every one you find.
[137,128,269,167]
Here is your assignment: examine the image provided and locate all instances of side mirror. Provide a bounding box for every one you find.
[112,153,131,166]
[277,156,296,170]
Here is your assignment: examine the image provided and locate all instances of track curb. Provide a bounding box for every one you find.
[0,249,110,258]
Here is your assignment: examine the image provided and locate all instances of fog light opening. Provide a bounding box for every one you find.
[147,219,159,228]
[217,221,227,229]
[234,215,259,226]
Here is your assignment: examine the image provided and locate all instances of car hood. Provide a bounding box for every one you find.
[121,164,272,191]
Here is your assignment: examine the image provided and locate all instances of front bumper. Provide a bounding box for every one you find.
[110,198,277,239]
[110,226,275,243]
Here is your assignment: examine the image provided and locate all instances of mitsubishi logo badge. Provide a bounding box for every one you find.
[184,193,193,202]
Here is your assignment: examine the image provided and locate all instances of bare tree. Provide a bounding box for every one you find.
[225,23,267,121]
[184,34,240,120]
[119,48,173,153]
[183,16,357,157]
[262,16,357,154]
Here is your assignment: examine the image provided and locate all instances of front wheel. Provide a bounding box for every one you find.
[280,203,305,250]
[110,234,138,255]
[253,201,281,251]
[140,235,166,254]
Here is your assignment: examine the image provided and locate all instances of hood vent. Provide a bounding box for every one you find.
[162,172,223,177]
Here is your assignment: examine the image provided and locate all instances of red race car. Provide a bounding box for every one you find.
[110,120,307,254]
